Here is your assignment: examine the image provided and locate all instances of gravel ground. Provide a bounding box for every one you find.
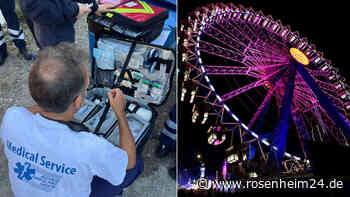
[0,17,176,197]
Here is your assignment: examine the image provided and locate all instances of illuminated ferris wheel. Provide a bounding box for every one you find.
[180,3,350,170]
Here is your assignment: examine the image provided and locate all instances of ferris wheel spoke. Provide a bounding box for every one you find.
[264,31,289,50]
[293,89,316,110]
[295,86,346,114]
[314,88,347,112]
[236,21,287,53]
[312,107,329,135]
[221,80,265,102]
[315,79,338,94]
[199,40,245,62]
[318,91,346,111]
[318,107,348,145]
[221,18,254,44]
[243,57,289,66]
[333,127,349,146]
[248,86,275,129]
[223,20,289,61]
[221,68,285,102]
[291,112,311,140]
[294,90,314,106]
[294,86,316,100]
[204,65,261,78]
[291,112,310,159]
[184,50,199,62]
[213,23,250,47]
[294,95,313,110]
[218,20,290,63]
[302,102,320,113]
[229,19,262,45]
[244,47,290,63]
[324,93,346,111]
[184,62,201,73]
[204,24,248,51]
[305,68,329,78]
[296,64,350,137]
[243,50,290,64]
[247,40,289,56]
[253,36,288,57]
[243,61,290,71]
[224,17,287,53]
[192,80,211,91]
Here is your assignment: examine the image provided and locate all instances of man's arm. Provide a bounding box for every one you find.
[108,89,136,169]
[21,0,80,25]
[21,0,113,25]
[76,0,115,16]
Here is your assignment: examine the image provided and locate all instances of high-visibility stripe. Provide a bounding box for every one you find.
[0,39,5,46]
[139,1,154,14]
[9,31,24,40]
[161,127,176,141]
[112,0,154,14]
[166,119,176,130]
[7,28,20,36]
[17,33,25,40]
[142,1,154,14]
[113,8,150,14]
[0,31,4,37]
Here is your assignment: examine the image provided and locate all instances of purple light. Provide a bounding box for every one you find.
[222,161,227,180]
[213,140,220,145]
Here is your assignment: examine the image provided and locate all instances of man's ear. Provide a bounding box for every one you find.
[73,95,84,110]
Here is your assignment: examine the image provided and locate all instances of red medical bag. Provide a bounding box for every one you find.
[89,0,168,42]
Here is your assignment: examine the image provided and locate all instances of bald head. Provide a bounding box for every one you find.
[29,42,89,113]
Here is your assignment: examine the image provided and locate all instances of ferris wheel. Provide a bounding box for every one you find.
[179,3,350,170]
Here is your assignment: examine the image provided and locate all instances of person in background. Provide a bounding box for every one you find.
[156,105,176,180]
[19,0,114,48]
[0,0,34,66]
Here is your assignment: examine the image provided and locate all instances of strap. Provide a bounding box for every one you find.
[41,115,90,132]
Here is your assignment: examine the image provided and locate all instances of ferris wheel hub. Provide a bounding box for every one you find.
[290,48,309,66]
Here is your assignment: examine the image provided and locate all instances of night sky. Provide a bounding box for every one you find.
[178,0,350,179]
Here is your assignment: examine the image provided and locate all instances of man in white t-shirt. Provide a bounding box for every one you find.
[0,42,143,197]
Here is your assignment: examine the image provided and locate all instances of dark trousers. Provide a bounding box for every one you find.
[22,17,41,49]
[159,105,176,150]
[0,0,26,55]
[18,2,41,49]
[90,155,144,197]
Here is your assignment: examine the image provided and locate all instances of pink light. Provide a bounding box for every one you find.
[213,140,220,145]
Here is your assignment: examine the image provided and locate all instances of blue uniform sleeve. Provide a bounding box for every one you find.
[21,0,79,25]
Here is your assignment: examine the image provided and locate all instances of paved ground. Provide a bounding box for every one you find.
[0,16,176,197]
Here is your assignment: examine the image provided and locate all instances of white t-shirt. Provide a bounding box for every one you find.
[0,106,128,197]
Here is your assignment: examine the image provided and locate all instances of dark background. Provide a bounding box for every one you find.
[178,0,350,178]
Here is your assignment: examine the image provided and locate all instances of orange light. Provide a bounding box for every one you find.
[290,48,309,66]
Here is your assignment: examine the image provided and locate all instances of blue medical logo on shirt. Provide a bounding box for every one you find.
[14,162,36,181]
[7,140,76,192]
[12,161,63,192]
